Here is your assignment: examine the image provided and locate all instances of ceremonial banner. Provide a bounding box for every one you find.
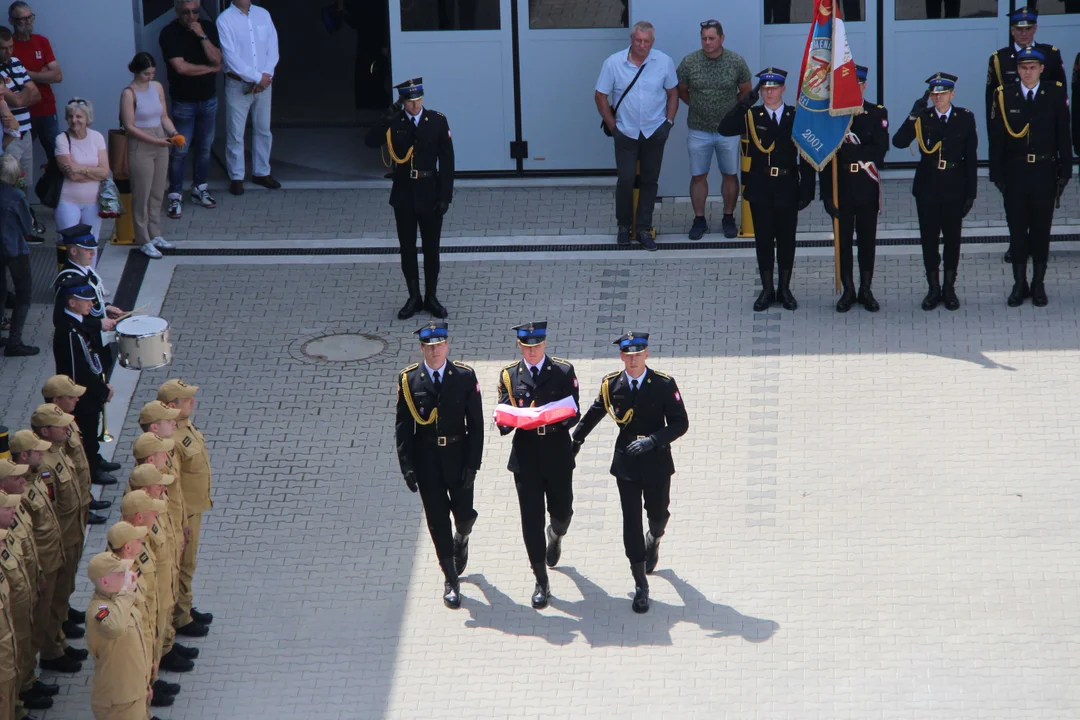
[793,0,863,170]
[494,396,578,430]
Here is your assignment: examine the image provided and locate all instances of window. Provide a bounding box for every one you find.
[764,0,867,24]
[894,0,998,20]
[400,0,501,31]
[529,0,628,29]
[1028,0,1080,16]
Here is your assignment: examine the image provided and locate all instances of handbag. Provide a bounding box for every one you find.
[98,173,124,218]
[34,131,69,209]
[602,62,648,137]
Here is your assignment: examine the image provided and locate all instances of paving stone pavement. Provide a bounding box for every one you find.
[3,249,1073,719]
[167,176,1080,242]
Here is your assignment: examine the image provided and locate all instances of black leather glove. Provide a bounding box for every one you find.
[798,196,812,211]
[461,468,476,490]
[571,439,583,457]
[743,83,760,107]
[822,197,839,219]
[961,198,974,218]
[435,201,449,216]
[626,435,656,456]
[382,101,401,123]
[1057,177,1070,193]
[910,92,929,118]
[403,470,418,493]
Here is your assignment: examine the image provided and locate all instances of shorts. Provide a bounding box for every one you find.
[687,129,740,177]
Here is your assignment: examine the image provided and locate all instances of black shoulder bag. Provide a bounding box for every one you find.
[602,62,647,137]
[35,131,69,209]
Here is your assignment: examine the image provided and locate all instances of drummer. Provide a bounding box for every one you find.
[54,224,124,370]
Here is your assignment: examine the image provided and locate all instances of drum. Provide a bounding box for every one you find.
[116,316,172,370]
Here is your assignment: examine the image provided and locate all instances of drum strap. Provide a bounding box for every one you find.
[76,331,102,375]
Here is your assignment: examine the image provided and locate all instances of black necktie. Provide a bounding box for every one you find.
[531,366,539,383]
[631,379,639,396]
[433,370,441,393]
[1026,89,1034,103]
[939,114,947,124]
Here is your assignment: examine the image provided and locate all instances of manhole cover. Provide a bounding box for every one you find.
[301,333,386,363]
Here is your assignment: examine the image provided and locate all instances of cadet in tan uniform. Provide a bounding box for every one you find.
[85,552,152,720]
[43,375,113,519]
[8,432,63,706]
[0,489,36,718]
[0,527,21,720]
[30,404,88,674]
[157,380,214,634]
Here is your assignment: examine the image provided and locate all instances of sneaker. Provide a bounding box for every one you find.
[616,227,631,246]
[167,194,183,219]
[139,243,163,259]
[25,235,45,245]
[4,342,40,357]
[190,184,216,209]
[688,216,707,240]
[636,227,657,251]
[32,217,45,234]
[721,214,738,238]
[151,236,176,249]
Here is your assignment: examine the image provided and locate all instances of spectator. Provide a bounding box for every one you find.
[0,95,17,149]
[54,98,109,258]
[119,52,181,260]
[595,20,678,250]
[676,19,751,239]
[217,0,280,196]
[0,152,37,356]
[160,0,221,220]
[10,2,63,164]
[0,26,38,193]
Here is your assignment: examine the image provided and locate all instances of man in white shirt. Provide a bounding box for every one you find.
[595,21,678,250]
[217,0,279,195]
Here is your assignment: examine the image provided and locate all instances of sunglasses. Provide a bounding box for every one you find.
[70,98,89,106]
[700,20,721,29]
[9,13,34,23]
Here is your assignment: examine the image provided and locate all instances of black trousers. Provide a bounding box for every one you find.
[73,399,102,476]
[393,206,442,289]
[513,468,573,568]
[613,124,670,230]
[416,469,477,562]
[915,196,963,274]
[1004,187,1055,266]
[0,252,32,344]
[838,204,877,279]
[616,475,671,564]
[749,200,798,275]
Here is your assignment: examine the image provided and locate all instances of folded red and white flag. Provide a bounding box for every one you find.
[494,396,578,430]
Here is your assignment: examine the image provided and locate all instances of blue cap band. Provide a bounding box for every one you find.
[619,337,648,350]
[68,234,98,248]
[517,328,546,340]
[419,327,448,340]
[1016,48,1045,63]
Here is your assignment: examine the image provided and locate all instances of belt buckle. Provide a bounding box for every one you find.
[636,435,647,441]
[850,163,860,173]
[409,169,419,179]
[537,425,546,436]
[437,436,447,447]
[1026,154,1036,164]
[769,167,779,177]
[937,159,947,170]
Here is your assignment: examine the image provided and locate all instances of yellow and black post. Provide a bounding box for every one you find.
[109,128,136,245]
[738,138,754,238]
[0,425,9,460]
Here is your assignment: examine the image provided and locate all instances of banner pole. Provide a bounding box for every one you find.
[831,160,841,292]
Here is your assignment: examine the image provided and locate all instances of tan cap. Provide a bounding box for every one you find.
[106,521,149,549]
[0,492,23,508]
[129,464,174,488]
[88,552,133,581]
[41,375,86,400]
[0,459,29,480]
[157,379,198,402]
[120,490,167,517]
[132,433,174,460]
[30,403,75,428]
[139,401,180,425]
[9,429,51,455]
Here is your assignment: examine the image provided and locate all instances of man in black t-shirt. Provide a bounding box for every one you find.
[159,0,222,220]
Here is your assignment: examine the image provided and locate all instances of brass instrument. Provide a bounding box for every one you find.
[98,373,113,443]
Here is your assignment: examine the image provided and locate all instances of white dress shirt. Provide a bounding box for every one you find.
[1022,82,1040,100]
[217,4,280,84]
[425,360,447,383]
[525,358,545,377]
[596,47,678,139]
[406,110,421,126]
[763,104,785,124]
[936,106,953,122]
[624,368,648,388]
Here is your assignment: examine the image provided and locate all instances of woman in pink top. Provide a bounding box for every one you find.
[54,97,110,263]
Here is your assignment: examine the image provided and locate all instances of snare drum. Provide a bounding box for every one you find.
[116,316,172,370]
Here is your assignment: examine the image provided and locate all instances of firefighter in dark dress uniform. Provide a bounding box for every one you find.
[571,332,688,614]
[395,320,483,609]
[496,322,579,610]
[990,47,1073,308]
[892,73,978,312]
[718,67,815,313]
[820,65,889,313]
[364,78,455,321]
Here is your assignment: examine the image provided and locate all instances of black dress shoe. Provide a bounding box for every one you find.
[172,642,199,659]
[189,607,213,625]
[92,472,118,486]
[229,180,245,195]
[4,342,40,357]
[397,294,423,320]
[753,287,775,312]
[424,295,448,319]
[153,679,181,696]
[252,174,281,189]
[175,620,209,638]
[62,620,85,638]
[40,654,82,673]
[453,532,469,575]
[34,680,60,697]
[89,499,112,510]
[98,458,121,472]
[544,525,562,568]
[835,284,857,313]
[644,531,660,574]
[159,648,195,673]
[18,690,53,709]
[68,607,86,624]
[941,272,960,311]
[87,512,107,525]
[857,287,880,312]
[443,580,461,609]
[64,645,89,661]
[632,585,650,614]
[150,692,174,707]
[778,286,797,311]
[531,581,551,610]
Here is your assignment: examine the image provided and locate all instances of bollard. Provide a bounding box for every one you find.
[737,138,754,238]
[0,425,8,460]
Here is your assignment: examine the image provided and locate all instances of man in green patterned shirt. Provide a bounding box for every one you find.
[676,20,752,240]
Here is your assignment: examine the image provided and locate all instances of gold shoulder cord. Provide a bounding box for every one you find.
[401,372,437,425]
[746,107,775,155]
[995,88,1030,139]
[913,116,943,166]
[601,376,633,425]
[385,127,416,172]
[992,53,1004,90]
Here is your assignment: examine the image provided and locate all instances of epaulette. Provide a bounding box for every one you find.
[1056,81,1063,87]
[451,360,473,372]
[1051,46,1058,51]
[876,104,884,109]
[95,605,109,621]
[651,370,672,380]
[602,370,621,381]
[550,356,572,366]
[400,363,419,375]
[502,360,520,370]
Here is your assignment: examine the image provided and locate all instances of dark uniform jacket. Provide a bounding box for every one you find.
[1071,52,1079,157]
[989,82,1073,190]
[53,261,109,353]
[573,368,689,480]
[718,101,816,206]
[496,356,580,475]
[892,105,978,203]
[52,312,109,405]
[985,43,1067,126]
[364,107,454,213]
[395,360,483,486]
[820,101,889,210]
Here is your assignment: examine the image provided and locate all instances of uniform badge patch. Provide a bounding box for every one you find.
[1,549,9,561]
[573,378,578,388]
[519,399,525,407]
[139,552,150,563]
[882,119,888,128]
[95,606,109,621]
[183,437,192,448]
[27,489,35,501]
[674,391,681,402]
